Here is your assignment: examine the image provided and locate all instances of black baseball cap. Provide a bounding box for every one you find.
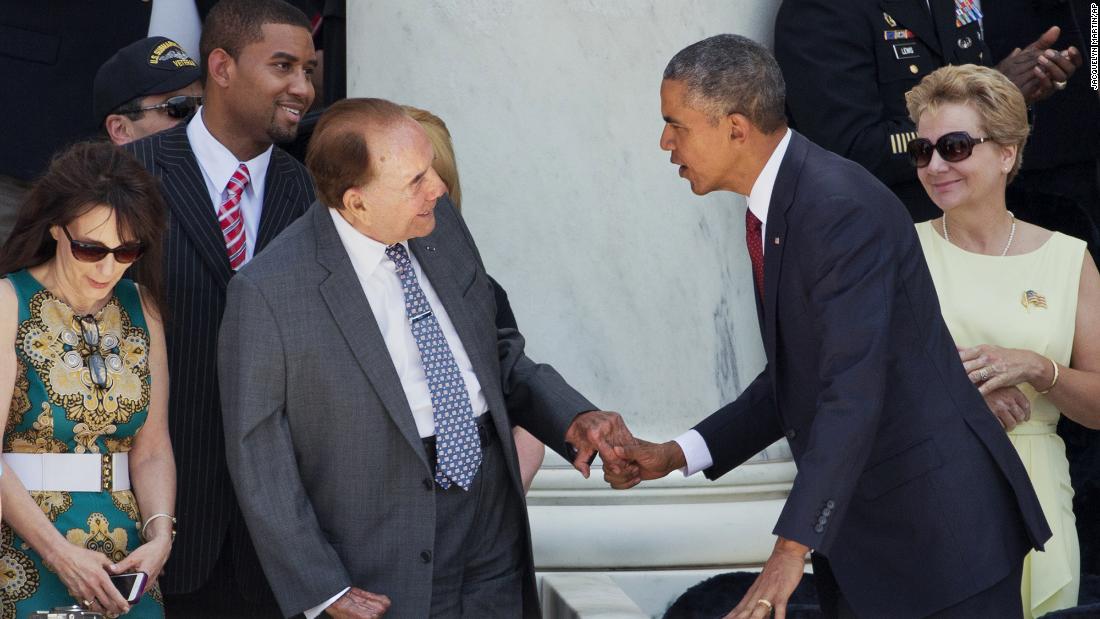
[93,36,201,124]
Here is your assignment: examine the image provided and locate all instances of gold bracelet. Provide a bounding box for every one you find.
[139,512,177,542]
[1037,358,1060,395]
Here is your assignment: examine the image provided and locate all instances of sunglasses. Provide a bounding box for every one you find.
[131,95,203,119]
[63,226,145,263]
[76,314,108,388]
[907,131,992,168]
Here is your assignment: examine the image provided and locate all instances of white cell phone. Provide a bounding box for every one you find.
[110,571,148,604]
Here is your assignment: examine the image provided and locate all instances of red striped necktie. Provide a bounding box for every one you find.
[219,163,250,270]
[745,209,765,298]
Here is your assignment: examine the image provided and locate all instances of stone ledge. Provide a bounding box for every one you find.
[541,573,649,619]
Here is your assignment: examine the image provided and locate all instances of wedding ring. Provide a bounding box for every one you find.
[756,598,774,613]
[1053,80,1068,90]
[979,367,989,381]
[82,599,92,608]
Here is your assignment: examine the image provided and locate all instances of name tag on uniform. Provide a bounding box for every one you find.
[893,43,919,60]
[883,29,914,41]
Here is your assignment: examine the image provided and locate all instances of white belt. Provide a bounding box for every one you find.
[3,453,130,492]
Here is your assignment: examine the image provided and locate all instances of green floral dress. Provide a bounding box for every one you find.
[0,269,163,618]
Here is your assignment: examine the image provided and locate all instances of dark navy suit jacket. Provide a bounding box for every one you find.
[694,131,1051,617]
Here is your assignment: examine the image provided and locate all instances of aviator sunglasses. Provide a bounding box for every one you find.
[63,226,145,263]
[907,131,992,168]
[123,95,203,120]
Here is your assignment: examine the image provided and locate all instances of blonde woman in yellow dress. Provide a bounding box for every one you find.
[906,64,1100,618]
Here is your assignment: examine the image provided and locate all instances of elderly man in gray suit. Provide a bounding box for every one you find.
[218,97,635,619]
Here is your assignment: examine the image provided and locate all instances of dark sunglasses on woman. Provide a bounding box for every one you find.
[907,131,992,168]
[63,227,145,263]
[127,95,203,120]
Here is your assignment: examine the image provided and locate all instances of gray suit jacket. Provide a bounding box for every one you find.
[218,199,595,618]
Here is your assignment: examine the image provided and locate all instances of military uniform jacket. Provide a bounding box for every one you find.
[775,0,986,221]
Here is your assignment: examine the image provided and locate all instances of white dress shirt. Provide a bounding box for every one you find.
[304,210,493,618]
[148,0,202,60]
[673,129,791,476]
[186,107,272,265]
[328,208,489,436]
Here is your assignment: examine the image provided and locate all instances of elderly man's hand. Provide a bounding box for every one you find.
[326,587,391,618]
[606,440,687,489]
[564,410,637,478]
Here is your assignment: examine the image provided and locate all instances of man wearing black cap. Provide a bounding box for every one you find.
[94,36,203,146]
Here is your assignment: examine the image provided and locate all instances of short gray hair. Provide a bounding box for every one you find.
[663,34,786,133]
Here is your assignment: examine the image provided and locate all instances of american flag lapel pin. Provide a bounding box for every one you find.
[1021,290,1047,312]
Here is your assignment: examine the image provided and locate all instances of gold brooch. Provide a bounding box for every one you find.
[1021,290,1047,312]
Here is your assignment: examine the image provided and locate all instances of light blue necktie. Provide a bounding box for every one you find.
[386,243,481,490]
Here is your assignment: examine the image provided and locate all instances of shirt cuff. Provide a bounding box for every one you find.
[304,587,350,619]
[674,429,713,477]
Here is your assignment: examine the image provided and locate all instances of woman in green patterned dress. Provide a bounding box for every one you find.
[0,142,174,618]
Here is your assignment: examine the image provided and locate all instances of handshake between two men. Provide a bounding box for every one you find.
[563,411,683,488]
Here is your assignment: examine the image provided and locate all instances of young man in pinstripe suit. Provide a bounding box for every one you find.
[126,1,317,616]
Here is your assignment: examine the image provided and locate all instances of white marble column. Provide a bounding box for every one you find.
[346,2,789,612]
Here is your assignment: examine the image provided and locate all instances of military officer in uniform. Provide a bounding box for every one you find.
[774,0,1081,221]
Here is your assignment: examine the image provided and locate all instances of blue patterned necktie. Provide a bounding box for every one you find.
[385,243,481,490]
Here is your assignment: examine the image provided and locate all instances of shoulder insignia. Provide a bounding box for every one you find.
[890,131,918,155]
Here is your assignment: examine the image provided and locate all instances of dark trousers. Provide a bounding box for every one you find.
[816,553,1024,619]
[424,415,525,618]
[163,536,282,619]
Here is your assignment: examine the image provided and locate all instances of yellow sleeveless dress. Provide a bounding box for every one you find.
[917,221,1083,618]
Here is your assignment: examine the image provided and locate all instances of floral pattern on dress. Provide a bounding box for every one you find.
[104,435,134,454]
[3,272,160,616]
[19,294,149,453]
[4,358,30,441]
[65,513,130,564]
[31,491,74,523]
[7,402,68,454]
[111,491,141,523]
[0,526,39,619]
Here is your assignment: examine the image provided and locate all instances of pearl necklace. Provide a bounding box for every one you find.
[943,211,1016,256]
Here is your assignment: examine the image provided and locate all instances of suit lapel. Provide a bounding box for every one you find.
[255,150,306,252]
[413,203,528,496]
[930,0,962,62]
[762,132,807,361]
[408,236,489,366]
[156,126,234,288]
[412,223,529,497]
[881,0,943,58]
[313,205,429,469]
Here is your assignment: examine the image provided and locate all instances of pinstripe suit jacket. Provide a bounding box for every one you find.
[126,122,316,597]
